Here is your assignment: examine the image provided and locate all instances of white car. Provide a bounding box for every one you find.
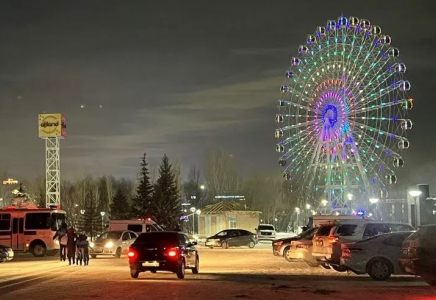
[340,231,413,280]
[90,230,138,258]
[256,224,276,241]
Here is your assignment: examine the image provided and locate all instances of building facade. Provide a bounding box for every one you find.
[198,201,260,236]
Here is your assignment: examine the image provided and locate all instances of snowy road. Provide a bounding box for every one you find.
[1,243,435,300]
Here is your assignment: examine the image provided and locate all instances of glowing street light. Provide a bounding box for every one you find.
[408,190,422,197]
[321,199,328,206]
[295,207,300,214]
[200,185,205,190]
[369,198,379,204]
[80,209,85,214]
[347,193,353,201]
[190,207,196,213]
[305,204,311,210]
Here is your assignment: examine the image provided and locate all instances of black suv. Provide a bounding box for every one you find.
[205,229,257,249]
[400,224,436,285]
[128,231,199,279]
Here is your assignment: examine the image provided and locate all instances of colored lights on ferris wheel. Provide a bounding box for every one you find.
[274,15,413,212]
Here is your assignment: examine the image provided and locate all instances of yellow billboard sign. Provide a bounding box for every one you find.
[38,113,67,138]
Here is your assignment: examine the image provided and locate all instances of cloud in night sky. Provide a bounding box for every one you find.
[0,0,435,191]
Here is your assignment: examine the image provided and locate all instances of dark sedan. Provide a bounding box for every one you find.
[0,245,14,262]
[128,231,199,279]
[205,229,257,249]
[272,228,318,260]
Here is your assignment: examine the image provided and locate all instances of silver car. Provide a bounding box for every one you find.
[340,231,413,280]
[90,230,138,258]
[0,245,14,262]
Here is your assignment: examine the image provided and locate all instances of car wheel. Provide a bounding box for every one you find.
[91,255,97,259]
[221,241,228,249]
[0,258,5,263]
[177,260,186,279]
[421,272,436,286]
[130,268,140,279]
[283,247,293,262]
[192,255,199,274]
[248,241,255,248]
[31,242,47,257]
[319,263,331,270]
[367,258,393,281]
[115,247,122,258]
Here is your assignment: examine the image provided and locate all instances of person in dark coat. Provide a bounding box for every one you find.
[66,227,77,265]
[76,234,90,266]
[52,223,68,261]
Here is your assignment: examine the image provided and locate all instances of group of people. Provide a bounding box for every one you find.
[53,223,90,266]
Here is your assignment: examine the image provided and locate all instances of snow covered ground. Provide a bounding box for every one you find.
[0,247,434,300]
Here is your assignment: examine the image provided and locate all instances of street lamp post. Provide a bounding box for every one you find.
[190,207,196,234]
[369,198,379,219]
[100,211,105,232]
[409,190,422,227]
[196,209,201,235]
[295,207,300,232]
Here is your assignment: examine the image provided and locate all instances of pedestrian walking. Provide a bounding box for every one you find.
[66,227,77,265]
[52,223,68,261]
[76,234,90,266]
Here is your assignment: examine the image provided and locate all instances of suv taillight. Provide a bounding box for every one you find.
[328,236,339,245]
[128,247,138,262]
[296,244,307,249]
[166,247,179,258]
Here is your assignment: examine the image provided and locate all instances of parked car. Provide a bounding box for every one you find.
[287,228,319,267]
[400,224,436,285]
[341,231,413,280]
[255,224,276,241]
[205,229,257,249]
[128,231,199,279]
[312,220,413,271]
[0,245,14,262]
[90,230,138,258]
[272,227,317,258]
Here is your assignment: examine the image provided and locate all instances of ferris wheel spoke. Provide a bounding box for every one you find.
[354,98,406,114]
[352,125,404,158]
[279,99,316,112]
[276,16,412,210]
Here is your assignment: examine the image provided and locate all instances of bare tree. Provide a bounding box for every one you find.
[204,149,241,202]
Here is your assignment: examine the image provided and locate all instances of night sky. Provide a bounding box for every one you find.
[0,1,434,189]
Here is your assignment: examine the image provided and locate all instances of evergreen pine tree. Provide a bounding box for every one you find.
[78,188,101,239]
[153,154,181,230]
[131,153,154,218]
[110,186,130,220]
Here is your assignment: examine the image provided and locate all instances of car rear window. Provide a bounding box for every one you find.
[336,224,357,236]
[300,227,318,239]
[318,225,333,236]
[135,232,178,244]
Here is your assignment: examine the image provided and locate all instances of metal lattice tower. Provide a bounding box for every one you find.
[45,137,61,207]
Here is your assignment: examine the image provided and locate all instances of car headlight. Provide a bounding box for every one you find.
[104,241,114,248]
[89,242,95,248]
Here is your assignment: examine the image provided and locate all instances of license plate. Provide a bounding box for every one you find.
[143,261,159,267]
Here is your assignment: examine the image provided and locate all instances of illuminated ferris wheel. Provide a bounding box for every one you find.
[275,16,413,214]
